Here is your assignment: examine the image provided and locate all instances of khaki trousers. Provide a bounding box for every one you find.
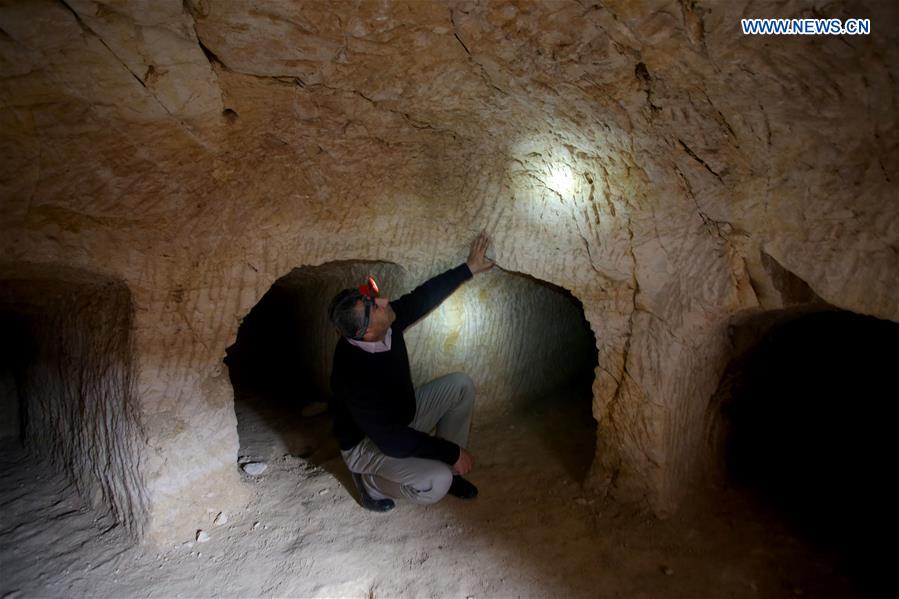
[341,372,475,504]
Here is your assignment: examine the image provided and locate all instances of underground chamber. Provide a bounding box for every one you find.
[225,261,599,490]
[709,308,899,592]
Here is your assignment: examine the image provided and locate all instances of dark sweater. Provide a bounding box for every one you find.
[330,263,473,465]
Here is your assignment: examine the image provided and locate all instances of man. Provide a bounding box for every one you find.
[327,231,494,512]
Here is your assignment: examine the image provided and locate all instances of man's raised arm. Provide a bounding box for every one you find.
[391,231,494,331]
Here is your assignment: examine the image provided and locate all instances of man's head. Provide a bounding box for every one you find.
[328,285,395,342]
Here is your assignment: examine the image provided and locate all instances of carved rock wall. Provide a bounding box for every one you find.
[406,268,597,422]
[1,0,896,539]
[0,264,148,536]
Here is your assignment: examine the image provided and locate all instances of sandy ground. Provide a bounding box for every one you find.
[1,386,859,598]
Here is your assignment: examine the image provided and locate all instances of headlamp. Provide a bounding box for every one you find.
[353,276,380,340]
[358,276,379,298]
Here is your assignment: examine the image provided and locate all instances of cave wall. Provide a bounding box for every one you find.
[405,268,597,422]
[0,264,148,536]
[1,0,896,539]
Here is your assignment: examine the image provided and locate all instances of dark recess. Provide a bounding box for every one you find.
[722,310,898,595]
[225,283,317,409]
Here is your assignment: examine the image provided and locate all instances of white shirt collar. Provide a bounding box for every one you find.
[347,327,393,353]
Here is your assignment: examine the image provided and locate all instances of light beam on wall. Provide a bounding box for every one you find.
[546,164,575,199]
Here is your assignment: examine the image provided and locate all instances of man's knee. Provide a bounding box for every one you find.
[448,372,475,404]
[413,465,453,505]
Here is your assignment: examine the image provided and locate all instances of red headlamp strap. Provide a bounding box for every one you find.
[352,276,380,339]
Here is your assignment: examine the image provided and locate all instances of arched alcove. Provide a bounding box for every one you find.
[707,308,899,594]
[225,261,598,493]
[0,263,148,537]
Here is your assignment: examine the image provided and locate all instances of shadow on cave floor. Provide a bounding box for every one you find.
[232,387,354,498]
[232,366,598,508]
[222,374,856,598]
[0,440,135,597]
[0,386,859,597]
[505,372,597,483]
[233,390,339,465]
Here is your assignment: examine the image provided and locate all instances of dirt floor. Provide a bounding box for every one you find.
[0,386,861,598]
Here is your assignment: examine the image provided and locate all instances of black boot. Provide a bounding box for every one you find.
[351,472,395,512]
[448,475,478,499]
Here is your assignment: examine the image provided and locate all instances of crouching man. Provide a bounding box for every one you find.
[327,232,494,511]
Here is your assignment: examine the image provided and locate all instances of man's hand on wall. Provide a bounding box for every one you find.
[452,447,475,476]
[466,230,495,274]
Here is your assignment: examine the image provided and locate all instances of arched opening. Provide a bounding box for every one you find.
[225,261,405,467]
[0,264,147,537]
[710,308,898,594]
[225,262,598,491]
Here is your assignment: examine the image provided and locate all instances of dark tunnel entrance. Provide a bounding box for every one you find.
[225,261,405,466]
[712,309,898,594]
[225,262,598,493]
[0,310,27,444]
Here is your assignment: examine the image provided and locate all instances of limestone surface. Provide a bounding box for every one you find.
[1,0,896,540]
